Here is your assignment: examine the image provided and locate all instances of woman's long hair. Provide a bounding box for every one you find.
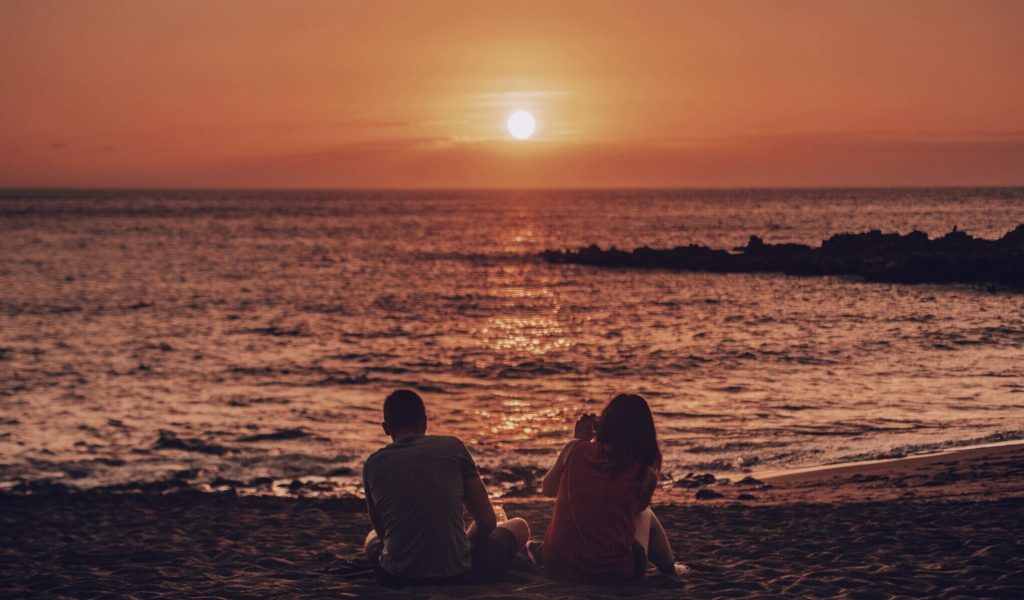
[594,393,662,478]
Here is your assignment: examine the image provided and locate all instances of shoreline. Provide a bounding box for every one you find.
[4,438,1024,502]
[755,439,1024,482]
[653,440,1024,506]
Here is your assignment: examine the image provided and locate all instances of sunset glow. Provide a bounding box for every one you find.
[1,0,1023,187]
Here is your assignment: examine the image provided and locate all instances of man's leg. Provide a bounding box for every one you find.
[364,530,382,560]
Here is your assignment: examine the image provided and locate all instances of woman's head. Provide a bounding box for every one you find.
[595,393,662,473]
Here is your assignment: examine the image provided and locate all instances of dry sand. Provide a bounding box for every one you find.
[3,444,1023,599]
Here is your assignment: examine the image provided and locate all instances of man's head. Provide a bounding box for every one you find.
[382,389,427,439]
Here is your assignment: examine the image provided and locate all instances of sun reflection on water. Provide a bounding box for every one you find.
[485,402,566,441]
[480,315,573,355]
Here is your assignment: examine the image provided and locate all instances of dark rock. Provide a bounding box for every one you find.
[737,493,757,501]
[325,494,368,513]
[675,472,717,488]
[63,466,90,479]
[737,476,765,486]
[286,479,336,494]
[695,489,724,500]
[154,430,228,455]
[542,224,1024,290]
[173,468,202,480]
[243,326,307,337]
[22,480,73,495]
[692,473,717,485]
[491,465,540,483]
[500,483,538,497]
[325,467,354,477]
[237,428,312,442]
[849,474,889,483]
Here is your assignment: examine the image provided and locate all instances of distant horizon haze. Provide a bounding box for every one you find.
[3,183,1024,193]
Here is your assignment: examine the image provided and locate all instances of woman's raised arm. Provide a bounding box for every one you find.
[541,439,579,497]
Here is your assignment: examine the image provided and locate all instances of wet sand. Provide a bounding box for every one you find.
[3,444,1023,598]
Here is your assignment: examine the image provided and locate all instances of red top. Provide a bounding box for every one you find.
[542,441,647,582]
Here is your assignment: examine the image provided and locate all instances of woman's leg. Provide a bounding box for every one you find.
[634,507,653,553]
[634,508,676,573]
[468,516,532,582]
[496,517,531,550]
[467,515,531,550]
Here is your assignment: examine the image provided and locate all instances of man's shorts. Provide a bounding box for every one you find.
[366,527,518,588]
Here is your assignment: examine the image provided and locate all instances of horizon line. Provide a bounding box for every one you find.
[3,183,1024,194]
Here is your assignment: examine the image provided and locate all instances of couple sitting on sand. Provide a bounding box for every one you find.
[362,389,684,587]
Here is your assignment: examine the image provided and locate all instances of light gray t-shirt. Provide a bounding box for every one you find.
[363,434,479,578]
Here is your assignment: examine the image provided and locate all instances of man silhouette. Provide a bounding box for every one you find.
[363,389,530,587]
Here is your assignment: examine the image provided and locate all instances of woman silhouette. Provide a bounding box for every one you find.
[534,393,684,582]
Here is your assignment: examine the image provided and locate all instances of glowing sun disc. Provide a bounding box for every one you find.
[507,110,536,140]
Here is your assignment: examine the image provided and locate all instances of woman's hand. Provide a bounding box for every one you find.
[573,413,598,441]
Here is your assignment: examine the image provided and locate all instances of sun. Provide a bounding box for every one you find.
[507,110,536,140]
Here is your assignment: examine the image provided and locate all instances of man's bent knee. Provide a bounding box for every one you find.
[364,530,379,554]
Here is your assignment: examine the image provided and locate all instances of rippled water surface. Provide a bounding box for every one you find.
[2,188,1024,495]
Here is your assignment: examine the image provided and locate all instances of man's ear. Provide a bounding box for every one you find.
[381,421,391,437]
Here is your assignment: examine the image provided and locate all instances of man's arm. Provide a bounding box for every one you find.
[463,473,497,546]
[366,492,385,538]
[363,465,385,538]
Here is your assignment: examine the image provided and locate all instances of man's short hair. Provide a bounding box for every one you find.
[383,389,427,429]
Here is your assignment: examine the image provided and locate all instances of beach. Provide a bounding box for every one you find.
[3,443,1022,598]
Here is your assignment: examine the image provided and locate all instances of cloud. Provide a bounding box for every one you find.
[167,131,1024,188]
[10,131,1024,188]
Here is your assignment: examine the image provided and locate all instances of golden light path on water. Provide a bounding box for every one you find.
[475,242,579,444]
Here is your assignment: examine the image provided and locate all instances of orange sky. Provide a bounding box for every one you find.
[2,0,1024,188]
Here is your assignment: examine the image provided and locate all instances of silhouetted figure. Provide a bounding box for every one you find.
[534,394,685,582]
[363,390,529,587]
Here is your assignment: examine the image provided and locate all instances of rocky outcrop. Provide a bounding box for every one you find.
[540,225,1024,289]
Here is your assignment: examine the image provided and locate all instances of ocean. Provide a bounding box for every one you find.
[2,188,1024,497]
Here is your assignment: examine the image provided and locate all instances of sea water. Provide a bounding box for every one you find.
[2,188,1023,495]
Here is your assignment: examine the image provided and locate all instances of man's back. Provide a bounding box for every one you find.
[363,434,477,578]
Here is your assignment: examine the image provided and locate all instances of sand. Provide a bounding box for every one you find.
[3,444,1023,599]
